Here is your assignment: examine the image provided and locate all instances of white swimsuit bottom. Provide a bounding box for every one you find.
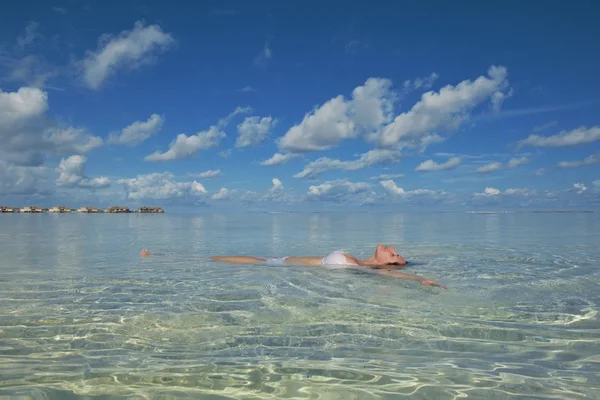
[321,250,357,268]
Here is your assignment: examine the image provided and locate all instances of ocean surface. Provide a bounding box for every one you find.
[0,211,599,399]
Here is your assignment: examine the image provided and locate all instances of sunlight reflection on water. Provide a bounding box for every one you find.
[0,212,599,399]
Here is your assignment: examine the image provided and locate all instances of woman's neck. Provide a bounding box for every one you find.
[358,255,382,267]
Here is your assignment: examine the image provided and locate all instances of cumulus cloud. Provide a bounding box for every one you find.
[211,188,231,200]
[0,86,103,167]
[534,168,545,176]
[236,116,278,148]
[415,157,461,172]
[117,172,207,200]
[260,152,300,166]
[370,173,404,180]
[294,149,399,179]
[143,107,252,162]
[490,87,514,113]
[508,156,529,168]
[190,169,221,178]
[477,187,500,196]
[474,187,536,197]
[307,180,371,201]
[557,153,599,168]
[374,66,510,149]
[270,178,283,193]
[56,155,110,189]
[81,21,175,90]
[0,161,49,195]
[279,78,395,152]
[108,114,163,146]
[518,126,600,148]
[593,180,600,188]
[573,183,587,194]
[403,73,439,91]
[218,106,252,127]
[379,180,440,198]
[145,126,225,161]
[476,162,503,174]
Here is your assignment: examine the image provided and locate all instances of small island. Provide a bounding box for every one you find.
[0,205,165,214]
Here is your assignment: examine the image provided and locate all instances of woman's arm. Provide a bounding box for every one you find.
[371,268,447,288]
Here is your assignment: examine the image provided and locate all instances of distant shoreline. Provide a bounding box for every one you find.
[0,206,165,214]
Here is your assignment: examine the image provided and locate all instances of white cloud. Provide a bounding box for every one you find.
[294,149,399,179]
[477,187,500,196]
[476,162,503,174]
[0,86,48,123]
[518,126,600,148]
[475,187,536,197]
[379,180,405,196]
[533,121,558,133]
[253,43,272,67]
[415,156,461,172]
[534,168,545,176]
[308,179,370,197]
[190,169,221,178]
[211,188,231,200]
[239,86,256,93]
[557,153,599,168]
[108,114,163,146]
[592,180,600,188]
[379,180,440,198]
[4,54,59,88]
[117,172,207,200]
[374,66,510,149]
[0,87,103,166]
[236,116,278,148]
[278,78,395,152]
[490,87,513,113]
[504,188,536,196]
[270,178,283,193]
[81,21,175,90]
[403,73,439,91]
[218,106,252,128]
[573,183,587,194]
[260,152,300,166]
[508,156,529,168]
[56,155,110,189]
[370,173,404,180]
[144,126,225,161]
[0,161,49,195]
[16,21,41,49]
[144,106,249,161]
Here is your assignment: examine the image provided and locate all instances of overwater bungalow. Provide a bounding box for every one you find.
[137,206,165,213]
[103,206,131,213]
[20,206,44,213]
[48,206,72,213]
[76,206,101,213]
[0,206,17,213]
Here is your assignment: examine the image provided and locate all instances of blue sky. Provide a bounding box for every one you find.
[1,0,599,212]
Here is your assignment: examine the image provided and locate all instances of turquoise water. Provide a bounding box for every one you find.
[0,212,599,399]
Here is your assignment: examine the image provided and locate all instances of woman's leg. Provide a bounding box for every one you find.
[211,256,266,264]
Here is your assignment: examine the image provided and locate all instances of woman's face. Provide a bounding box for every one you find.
[375,244,406,265]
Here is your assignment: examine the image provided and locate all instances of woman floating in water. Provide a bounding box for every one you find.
[140,244,445,288]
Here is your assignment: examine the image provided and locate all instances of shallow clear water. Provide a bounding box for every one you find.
[0,212,599,399]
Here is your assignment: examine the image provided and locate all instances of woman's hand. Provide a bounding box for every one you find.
[419,278,447,289]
